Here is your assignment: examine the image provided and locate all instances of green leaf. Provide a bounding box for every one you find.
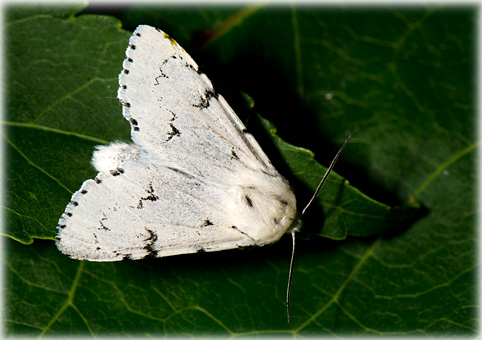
[4,4,476,337]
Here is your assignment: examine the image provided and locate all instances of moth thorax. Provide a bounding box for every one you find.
[226,168,299,245]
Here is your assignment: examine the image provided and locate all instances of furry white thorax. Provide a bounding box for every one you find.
[224,167,301,245]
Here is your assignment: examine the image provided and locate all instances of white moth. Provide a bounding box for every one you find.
[56,25,349,323]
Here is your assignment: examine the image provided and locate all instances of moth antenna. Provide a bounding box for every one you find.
[286,133,352,325]
[301,133,352,216]
[286,230,296,325]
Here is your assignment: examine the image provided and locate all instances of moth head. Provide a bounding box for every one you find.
[226,168,301,246]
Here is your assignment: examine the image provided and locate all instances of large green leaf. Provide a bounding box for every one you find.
[4,3,476,337]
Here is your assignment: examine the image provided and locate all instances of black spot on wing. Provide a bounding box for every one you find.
[129,118,139,132]
[98,221,110,231]
[137,183,159,209]
[155,56,180,83]
[166,123,180,141]
[110,168,124,176]
[185,63,198,73]
[203,219,214,227]
[155,70,169,83]
[206,88,218,100]
[143,228,159,259]
[193,96,209,109]
[193,88,218,109]
[168,110,176,121]
[231,149,239,160]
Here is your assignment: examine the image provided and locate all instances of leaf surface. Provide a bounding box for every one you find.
[4,4,476,337]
